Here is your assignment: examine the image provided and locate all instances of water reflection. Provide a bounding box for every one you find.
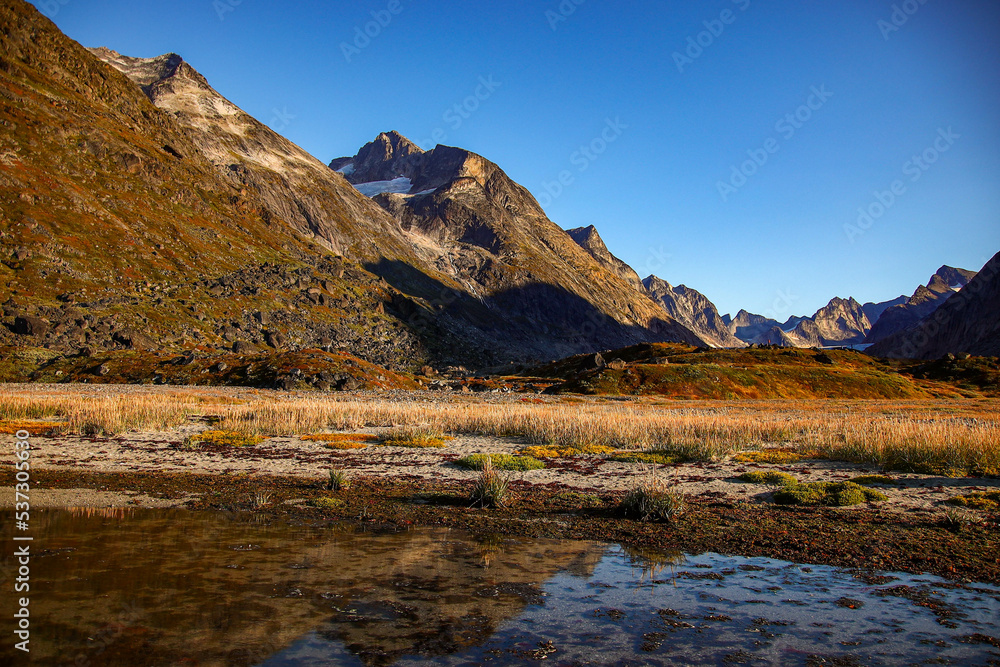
[1,510,998,666]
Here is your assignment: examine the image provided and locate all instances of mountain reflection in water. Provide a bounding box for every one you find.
[1,509,998,666]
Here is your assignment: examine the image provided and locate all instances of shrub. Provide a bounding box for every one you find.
[619,475,686,523]
[378,426,449,448]
[773,481,887,507]
[327,468,350,491]
[738,471,798,487]
[456,453,544,472]
[469,457,510,509]
[186,430,263,447]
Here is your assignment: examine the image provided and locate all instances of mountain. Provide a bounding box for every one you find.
[729,311,781,342]
[565,225,643,292]
[330,133,707,356]
[642,277,744,348]
[861,295,908,325]
[867,253,1000,359]
[0,0,704,370]
[865,266,978,344]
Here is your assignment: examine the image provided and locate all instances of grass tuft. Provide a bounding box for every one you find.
[619,473,686,523]
[327,468,350,491]
[456,453,544,472]
[469,457,510,509]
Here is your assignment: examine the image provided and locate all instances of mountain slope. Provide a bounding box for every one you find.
[0,0,473,368]
[566,225,643,292]
[865,266,977,344]
[867,253,1000,359]
[332,133,708,356]
[643,276,744,348]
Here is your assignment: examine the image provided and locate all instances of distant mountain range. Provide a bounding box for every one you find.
[0,0,995,369]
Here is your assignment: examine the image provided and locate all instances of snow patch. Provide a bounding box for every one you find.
[354,177,412,197]
[337,163,355,176]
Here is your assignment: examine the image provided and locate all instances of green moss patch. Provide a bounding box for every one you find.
[947,491,1000,511]
[850,475,896,486]
[738,471,798,487]
[774,481,887,507]
[456,453,544,472]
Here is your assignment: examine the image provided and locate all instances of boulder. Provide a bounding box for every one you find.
[14,315,48,336]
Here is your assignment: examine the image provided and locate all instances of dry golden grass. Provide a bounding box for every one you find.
[1,385,997,476]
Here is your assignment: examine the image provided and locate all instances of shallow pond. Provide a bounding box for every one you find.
[2,509,998,665]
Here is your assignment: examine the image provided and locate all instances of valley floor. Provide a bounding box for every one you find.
[2,385,999,582]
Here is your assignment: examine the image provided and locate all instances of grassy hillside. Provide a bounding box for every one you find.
[530,343,1000,399]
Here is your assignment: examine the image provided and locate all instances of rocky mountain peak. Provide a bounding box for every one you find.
[643,276,745,348]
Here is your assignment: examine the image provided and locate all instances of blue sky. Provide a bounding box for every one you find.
[32,0,1000,318]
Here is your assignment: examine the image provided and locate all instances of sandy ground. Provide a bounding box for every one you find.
[4,422,998,517]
